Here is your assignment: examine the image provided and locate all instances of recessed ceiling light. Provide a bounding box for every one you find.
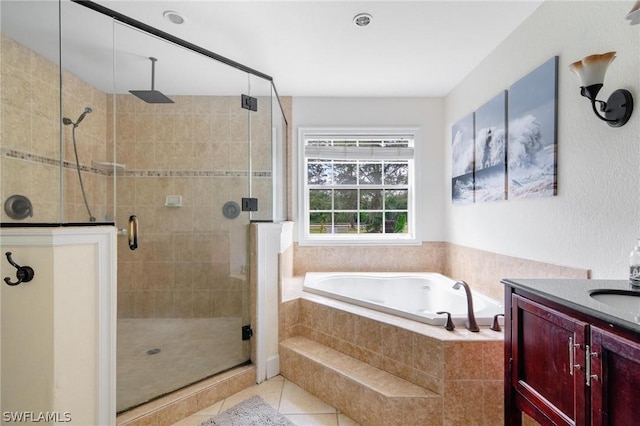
[163,10,185,25]
[353,13,372,27]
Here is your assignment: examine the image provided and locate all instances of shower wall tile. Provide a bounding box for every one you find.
[32,115,58,158]
[2,34,32,74]
[1,105,30,150]
[32,77,57,122]
[3,67,32,112]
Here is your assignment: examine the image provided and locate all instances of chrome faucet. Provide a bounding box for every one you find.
[453,280,480,332]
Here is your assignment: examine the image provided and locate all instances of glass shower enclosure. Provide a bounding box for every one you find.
[1,0,288,413]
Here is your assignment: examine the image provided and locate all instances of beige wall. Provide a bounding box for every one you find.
[444,0,640,279]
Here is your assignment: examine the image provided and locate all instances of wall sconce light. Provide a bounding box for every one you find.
[569,51,634,127]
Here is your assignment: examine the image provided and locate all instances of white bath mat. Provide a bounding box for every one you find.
[200,395,296,426]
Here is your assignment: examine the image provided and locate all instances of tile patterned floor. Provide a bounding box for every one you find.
[171,375,360,426]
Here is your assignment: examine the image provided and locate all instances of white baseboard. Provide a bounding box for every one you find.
[266,355,280,379]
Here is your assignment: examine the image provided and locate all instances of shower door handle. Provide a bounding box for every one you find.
[128,215,138,250]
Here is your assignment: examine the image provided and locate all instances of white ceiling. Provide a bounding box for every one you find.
[94,0,544,97]
[2,0,545,97]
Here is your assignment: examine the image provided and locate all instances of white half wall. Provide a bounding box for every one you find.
[0,226,116,425]
[444,0,640,279]
[255,222,293,383]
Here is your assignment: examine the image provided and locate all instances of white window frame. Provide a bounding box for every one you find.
[298,127,422,246]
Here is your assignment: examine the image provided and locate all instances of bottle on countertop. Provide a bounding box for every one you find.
[630,238,640,287]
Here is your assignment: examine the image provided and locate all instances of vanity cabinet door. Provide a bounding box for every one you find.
[590,326,640,426]
[512,295,589,426]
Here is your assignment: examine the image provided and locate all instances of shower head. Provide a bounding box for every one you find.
[63,107,92,127]
[129,57,174,104]
[76,107,92,126]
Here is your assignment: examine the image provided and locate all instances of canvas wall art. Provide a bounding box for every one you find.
[507,56,558,199]
[451,112,475,204]
[474,91,507,202]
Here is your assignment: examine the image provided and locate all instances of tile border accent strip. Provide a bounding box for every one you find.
[1,147,272,178]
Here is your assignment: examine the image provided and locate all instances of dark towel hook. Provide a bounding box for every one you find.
[4,252,35,286]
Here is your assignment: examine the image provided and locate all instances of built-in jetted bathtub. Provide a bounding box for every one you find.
[303,272,503,327]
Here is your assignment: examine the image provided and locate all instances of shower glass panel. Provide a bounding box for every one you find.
[1,1,62,223]
[61,1,116,224]
[272,87,289,222]
[248,75,274,222]
[112,22,252,412]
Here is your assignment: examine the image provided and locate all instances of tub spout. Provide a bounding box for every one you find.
[452,280,480,332]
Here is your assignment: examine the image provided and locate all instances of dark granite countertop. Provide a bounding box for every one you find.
[501,279,640,334]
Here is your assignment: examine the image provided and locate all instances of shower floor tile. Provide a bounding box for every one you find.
[117,317,247,413]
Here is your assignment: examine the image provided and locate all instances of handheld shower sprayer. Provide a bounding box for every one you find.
[63,107,96,222]
[76,107,92,126]
[63,107,92,128]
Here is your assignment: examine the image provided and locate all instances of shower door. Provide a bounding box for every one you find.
[112,23,255,412]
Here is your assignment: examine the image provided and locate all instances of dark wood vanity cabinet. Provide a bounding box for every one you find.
[505,286,640,426]
[589,326,640,425]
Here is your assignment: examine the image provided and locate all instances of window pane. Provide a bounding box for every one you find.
[307,161,332,185]
[385,212,409,234]
[303,132,415,242]
[309,189,332,210]
[334,163,357,184]
[334,212,357,233]
[307,140,331,147]
[333,140,357,147]
[359,163,382,184]
[385,139,410,148]
[385,189,408,209]
[335,189,357,210]
[359,140,383,148]
[384,163,409,185]
[360,189,382,210]
[309,212,331,234]
[359,212,383,233]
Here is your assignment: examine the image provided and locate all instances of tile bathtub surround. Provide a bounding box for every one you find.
[443,243,590,301]
[293,242,448,276]
[293,242,590,301]
[281,296,504,425]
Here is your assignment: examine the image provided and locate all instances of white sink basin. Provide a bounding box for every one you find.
[590,290,640,313]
